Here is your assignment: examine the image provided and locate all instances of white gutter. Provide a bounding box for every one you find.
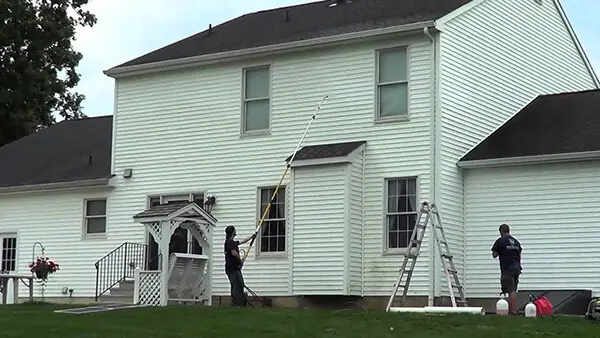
[0,177,113,194]
[104,21,436,79]
[424,25,438,308]
[457,150,600,169]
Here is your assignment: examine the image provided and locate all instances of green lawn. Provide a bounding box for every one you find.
[0,303,599,338]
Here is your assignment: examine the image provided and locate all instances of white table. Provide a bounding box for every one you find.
[0,274,34,305]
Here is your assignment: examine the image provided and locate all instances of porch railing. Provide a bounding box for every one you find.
[94,242,147,301]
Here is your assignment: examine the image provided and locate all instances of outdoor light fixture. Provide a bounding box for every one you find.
[123,168,133,178]
[204,195,216,213]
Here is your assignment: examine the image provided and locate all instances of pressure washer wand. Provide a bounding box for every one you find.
[241,95,329,263]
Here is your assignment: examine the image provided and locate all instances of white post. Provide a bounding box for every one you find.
[159,222,171,306]
[206,229,213,306]
[133,268,140,304]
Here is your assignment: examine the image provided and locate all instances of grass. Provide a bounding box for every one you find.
[0,303,599,338]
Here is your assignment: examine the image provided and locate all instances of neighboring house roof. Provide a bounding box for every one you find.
[0,116,113,189]
[286,140,366,162]
[459,89,600,163]
[111,0,471,70]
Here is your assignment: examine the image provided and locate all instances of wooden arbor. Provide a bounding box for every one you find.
[133,201,217,306]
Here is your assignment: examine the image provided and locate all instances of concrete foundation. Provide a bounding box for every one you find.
[6,291,591,315]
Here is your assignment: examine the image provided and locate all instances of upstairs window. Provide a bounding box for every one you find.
[376,47,408,120]
[243,66,271,133]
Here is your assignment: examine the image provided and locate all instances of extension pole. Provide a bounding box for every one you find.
[241,95,329,264]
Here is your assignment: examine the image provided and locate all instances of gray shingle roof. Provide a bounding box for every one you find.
[133,201,193,219]
[111,0,471,69]
[0,116,113,188]
[286,140,366,162]
[460,89,600,162]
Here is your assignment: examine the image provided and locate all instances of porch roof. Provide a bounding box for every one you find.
[133,201,218,225]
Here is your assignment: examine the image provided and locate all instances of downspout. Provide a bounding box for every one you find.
[424,25,437,307]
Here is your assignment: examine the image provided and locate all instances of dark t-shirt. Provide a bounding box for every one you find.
[491,235,522,273]
[224,238,241,273]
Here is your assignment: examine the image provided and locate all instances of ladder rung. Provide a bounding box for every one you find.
[451,283,464,289]
[447,269,457,274]
[441,254,453,259]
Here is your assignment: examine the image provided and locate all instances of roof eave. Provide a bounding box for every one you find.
[0,177,114,195]
[104,21,436,79]
[457,150,600,169]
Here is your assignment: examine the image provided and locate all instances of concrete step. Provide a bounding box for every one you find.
[115,280,135,291]
[108,288,134,297]
[96,295,133,305]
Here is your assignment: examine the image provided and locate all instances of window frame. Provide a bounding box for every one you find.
[241,65,272,135]
[256,185,287,257]
[83,198,108,238]
[383,177,420,254]
[374,46,410,123]
[0,233,18,273]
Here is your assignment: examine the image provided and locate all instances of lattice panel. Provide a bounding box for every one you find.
[137,271,161,306]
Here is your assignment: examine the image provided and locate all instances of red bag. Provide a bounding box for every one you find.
[533,296,554,316]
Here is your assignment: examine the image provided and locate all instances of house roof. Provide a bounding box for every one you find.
[111,0,471,70]
[133,201,218,224]
[286,140,366,162]
[133,201,193,218]
[0,116,113,188]
[459,89,600,163]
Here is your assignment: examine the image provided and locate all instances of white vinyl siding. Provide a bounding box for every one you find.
[376,47,409,120]
[437,0,598,297]
[84,199,107,235]
[348,150,365,295]
[464,161,600,298]
[292,164,346,295]
[112,33,434,297]
[0,188,115,298]
[257,186,286,254]
[243,66,271,133]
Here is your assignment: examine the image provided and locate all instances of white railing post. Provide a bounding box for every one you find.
[133,268,140,304]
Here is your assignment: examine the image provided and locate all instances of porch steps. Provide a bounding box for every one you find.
[98,280,134,304]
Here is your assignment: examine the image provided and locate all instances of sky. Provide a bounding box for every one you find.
[71,0,600,118]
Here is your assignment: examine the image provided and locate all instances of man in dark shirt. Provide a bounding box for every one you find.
[491,223,522,315]
[224,225,256,307]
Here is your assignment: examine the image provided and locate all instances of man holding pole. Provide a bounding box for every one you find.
[224,225,256,307]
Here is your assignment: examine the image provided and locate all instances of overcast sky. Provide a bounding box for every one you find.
[72,0,599,118]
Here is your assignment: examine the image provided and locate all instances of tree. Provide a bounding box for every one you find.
[0,0,96,147]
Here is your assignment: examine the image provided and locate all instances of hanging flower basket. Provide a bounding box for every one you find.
[29,256,59,281]
[35,270,48,280]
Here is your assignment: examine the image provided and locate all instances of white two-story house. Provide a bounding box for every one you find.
[1,0,598,309]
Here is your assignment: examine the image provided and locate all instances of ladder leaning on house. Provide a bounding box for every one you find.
[385,201,468,312]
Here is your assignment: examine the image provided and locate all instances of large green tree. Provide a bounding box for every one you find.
[0,0,96,147]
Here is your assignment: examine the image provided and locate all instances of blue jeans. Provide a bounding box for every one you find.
[227,269,245,306]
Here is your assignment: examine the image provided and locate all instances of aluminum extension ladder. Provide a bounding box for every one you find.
[385,201,468,312]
